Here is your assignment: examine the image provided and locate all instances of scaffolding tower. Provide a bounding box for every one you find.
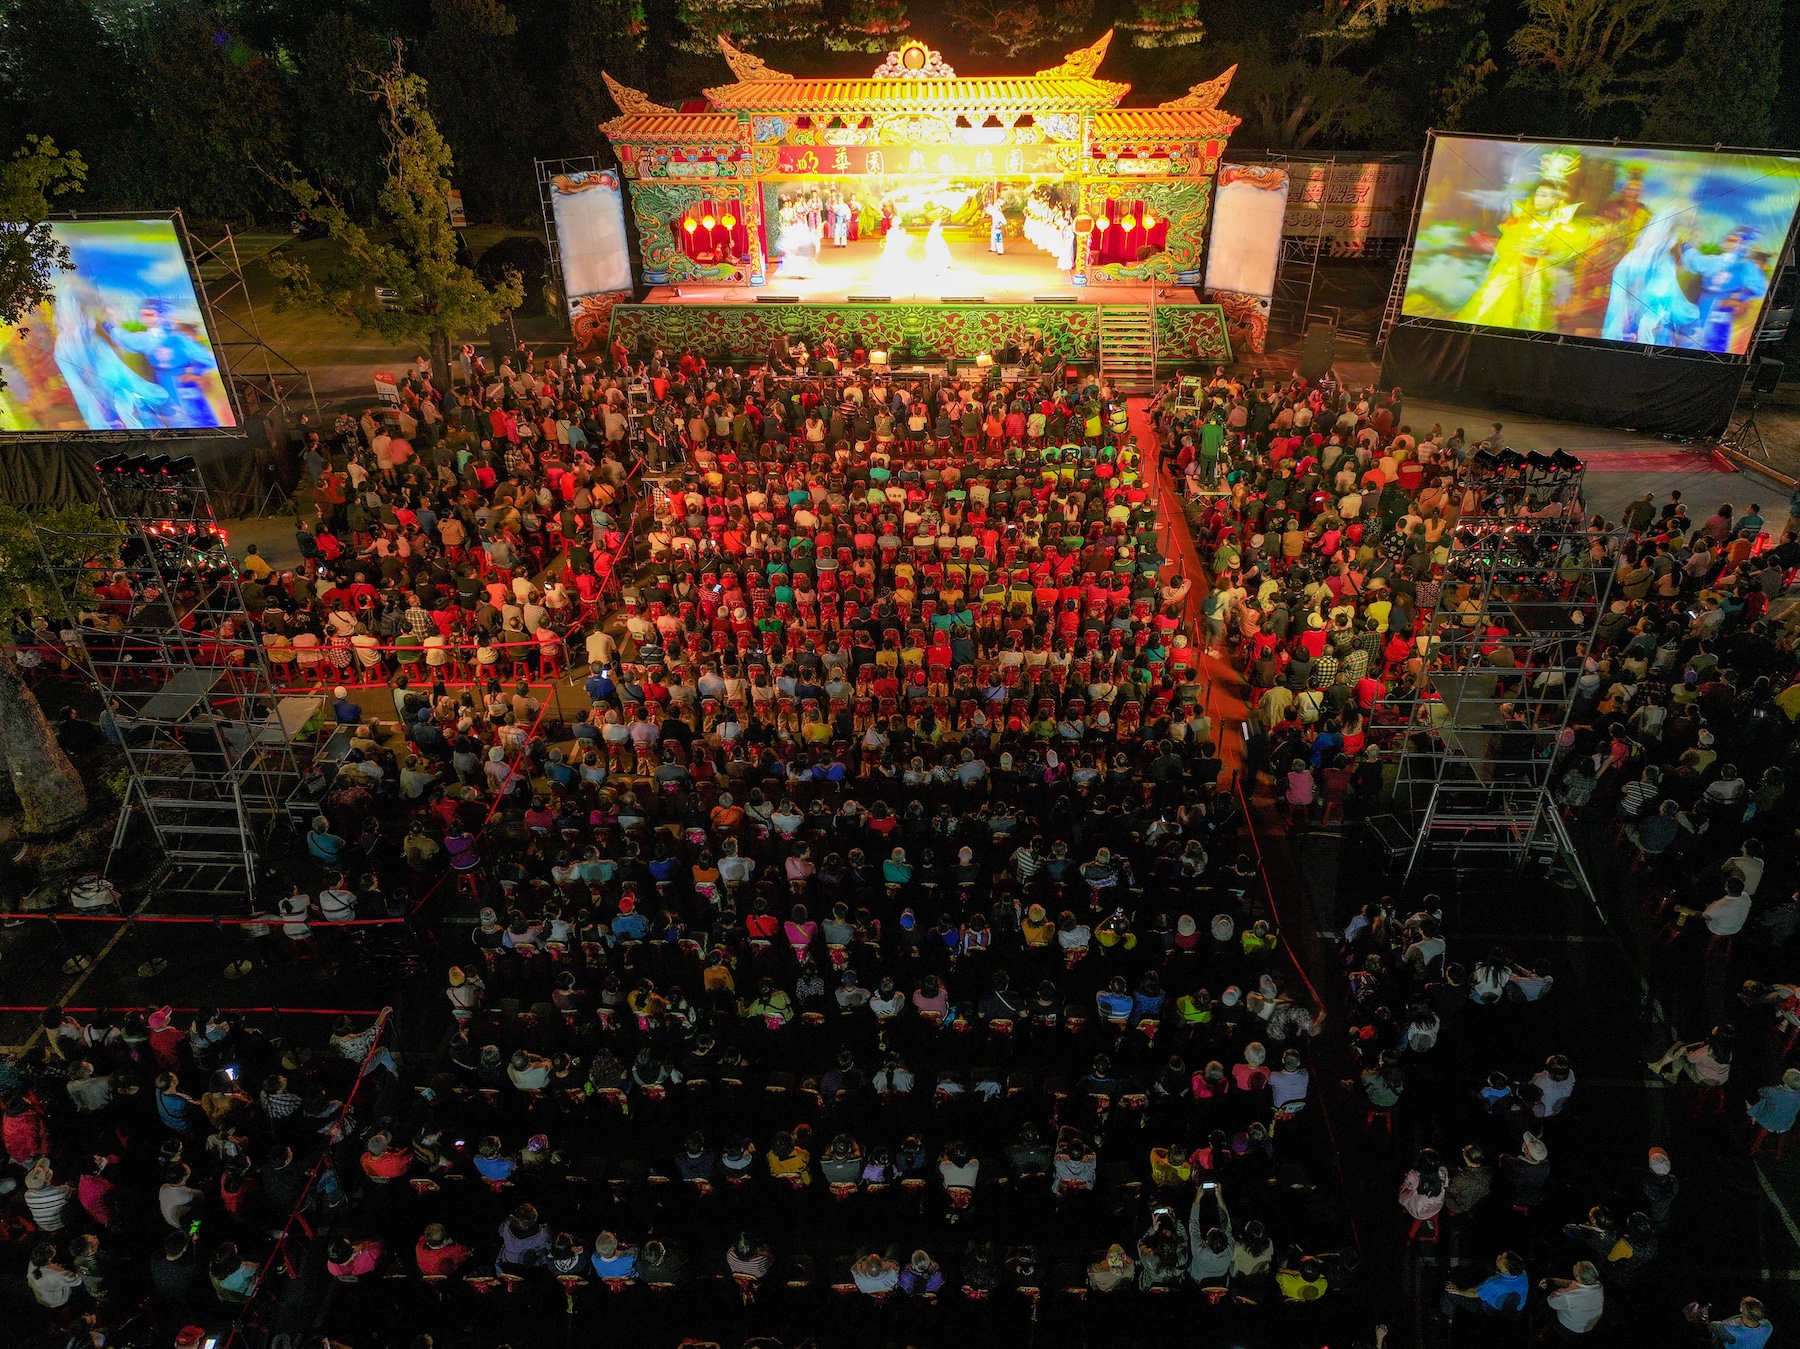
[1391,451,1613,886]
[33,453,311,903]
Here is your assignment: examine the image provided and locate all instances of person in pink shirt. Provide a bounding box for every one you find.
[326,1236,387,1279]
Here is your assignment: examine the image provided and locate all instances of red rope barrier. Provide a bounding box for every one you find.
[4,912,407,926]
[0,1005,388,1015]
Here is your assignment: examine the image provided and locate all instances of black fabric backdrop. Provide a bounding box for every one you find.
[1,433,264,515]
[1380,325,1745,439]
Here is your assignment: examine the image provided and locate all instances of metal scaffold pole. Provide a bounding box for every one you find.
[31,453,311,904]
[1392,451,1613,885]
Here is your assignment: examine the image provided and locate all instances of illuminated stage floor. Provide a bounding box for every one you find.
[644,234,1167,305]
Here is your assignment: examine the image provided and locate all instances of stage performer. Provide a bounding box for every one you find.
[924,220,953,278]
[1601,215,1699,348]
[1452,179,1589,333]
[987,198,1007,256]
[832,197,851,249]
[1680,227,1767,353]
[777,204,816,278]
[880,225,911,282]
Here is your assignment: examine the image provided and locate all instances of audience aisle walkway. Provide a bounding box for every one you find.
[1134,397,1251,786]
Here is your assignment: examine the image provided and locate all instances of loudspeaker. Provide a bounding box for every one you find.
[1299,322,1337,381]
[1753,357,1784,394]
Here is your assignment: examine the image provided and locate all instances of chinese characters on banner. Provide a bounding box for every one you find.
[773,144,1072,176]
[1280,161,1419,251]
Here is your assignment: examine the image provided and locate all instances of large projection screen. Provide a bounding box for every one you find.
[0,218,236,432]
[1401,136,1800,356]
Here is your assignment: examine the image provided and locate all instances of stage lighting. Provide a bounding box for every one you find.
[701,213,717,229]
[95,452,128,473]
[1092,216,1109,231]
[1121,216,1138,231]
[683,218,697,233]
[1142,213,1156,229]
[870,350,888,366]
[720,213,737,229]
[975,353,993,367]
[1550,449,1582,472]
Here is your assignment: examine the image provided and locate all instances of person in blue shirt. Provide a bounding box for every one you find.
[331,686,362,724]
[1747,1068,1800,1135]
[590,1231,639,1280]
[1695,1296,1774,1349]
[584,667,615,703]
[156,1072,204,1136]
[1131,971,1167,1023]
[307,817,347,868]
[1441,1250,1528,1318]
[1095,976,1133,1026]
[472,1137,515,1181]
[612,895,651,942]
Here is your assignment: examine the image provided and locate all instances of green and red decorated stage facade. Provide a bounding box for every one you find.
[598,31,1242,344]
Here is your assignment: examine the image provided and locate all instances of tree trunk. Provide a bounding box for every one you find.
[430,328,454,395]
[0,649,89,835]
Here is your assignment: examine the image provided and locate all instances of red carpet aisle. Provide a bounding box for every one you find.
[1129,397,1252,786]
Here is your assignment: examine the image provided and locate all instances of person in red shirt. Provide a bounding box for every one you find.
[360,1130,412,1184]
[417,1217,475,1275]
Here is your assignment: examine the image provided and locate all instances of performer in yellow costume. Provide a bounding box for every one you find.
[1454,177,1591,331]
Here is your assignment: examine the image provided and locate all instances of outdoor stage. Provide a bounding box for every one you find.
[644,233,1138,305]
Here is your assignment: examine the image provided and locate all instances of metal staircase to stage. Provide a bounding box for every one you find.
[1099,305,1156,394]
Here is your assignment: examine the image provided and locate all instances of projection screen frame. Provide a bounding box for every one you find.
[0,210,245,439]
[1385,129,1800,366]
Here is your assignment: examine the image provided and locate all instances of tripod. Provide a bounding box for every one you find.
[1721,397,1768,460]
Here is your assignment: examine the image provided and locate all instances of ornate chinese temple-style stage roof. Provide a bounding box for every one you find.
[594,33,1243,375]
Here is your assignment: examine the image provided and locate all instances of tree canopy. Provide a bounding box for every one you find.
[267,47,523,385]
[0,0,1792,223]
[0,134,85,331]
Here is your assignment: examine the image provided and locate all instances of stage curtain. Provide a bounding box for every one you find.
[675,198,751,266]
[1380,325,1744,439]
[1087,198,1169,266]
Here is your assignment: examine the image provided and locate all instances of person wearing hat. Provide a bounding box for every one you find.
[22,1160,72,1232]
[360,1130,411,1184]
[1087,1242,1136,1293]
[1640,1148,1678,1228]
[1500,1133,1551,1209]
[331,686,362,725]
[446,965,486,1021]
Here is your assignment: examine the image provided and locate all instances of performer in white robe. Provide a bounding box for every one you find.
[923,221,952,279]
